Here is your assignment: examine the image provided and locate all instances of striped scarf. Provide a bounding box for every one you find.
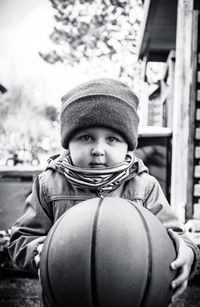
[54,154,136,192]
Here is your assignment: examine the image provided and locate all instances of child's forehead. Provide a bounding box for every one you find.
[75,126,124,136]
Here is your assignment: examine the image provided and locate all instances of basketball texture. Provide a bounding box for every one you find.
[40,197,177,307]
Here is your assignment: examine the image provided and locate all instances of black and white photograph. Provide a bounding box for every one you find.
[0,0,200,306]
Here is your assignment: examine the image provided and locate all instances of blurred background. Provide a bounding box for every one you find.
[0,0,172,233]
[0,0,165,169]
[0,0,200,306]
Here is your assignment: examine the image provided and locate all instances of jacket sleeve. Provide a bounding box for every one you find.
[8,174,53,274]
[144,175,200,278]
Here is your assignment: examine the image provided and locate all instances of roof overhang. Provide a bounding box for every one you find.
[137,0,178,61]
[194,0,200,10]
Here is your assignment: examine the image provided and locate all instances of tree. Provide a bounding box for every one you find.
[0,86,60,153]
[40,0,143,83]
[44,105,59,123]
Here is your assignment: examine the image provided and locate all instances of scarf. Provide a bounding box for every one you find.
[54,154,137,192]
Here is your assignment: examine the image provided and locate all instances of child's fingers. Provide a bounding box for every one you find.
[171,257,183,270]
[38,268,41,281]
[167,229,192,304]
[171,280,188,303]
[34,253,40,267]
[171,256,184,270]
[168,229,185,270]
[168,229,180,251]
[171,265,188,289]
[168,229,183,270]
[168,229,181,269]
[37,243,44,255]
[34,243,44,268]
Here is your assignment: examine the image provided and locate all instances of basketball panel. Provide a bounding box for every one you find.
[95,198,150,307]
[131,203,177,307]
[40,198,100,307]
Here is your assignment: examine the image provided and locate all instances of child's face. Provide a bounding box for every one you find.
[68,127,128,168]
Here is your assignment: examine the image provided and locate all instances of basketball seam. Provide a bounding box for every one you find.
[128,201,153,307]
[90,197,104,307]
[44,212,69,307]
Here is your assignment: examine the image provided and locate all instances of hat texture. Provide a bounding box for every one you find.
[60,78,139,150]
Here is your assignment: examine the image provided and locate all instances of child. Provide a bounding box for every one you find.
[8,78,200,305]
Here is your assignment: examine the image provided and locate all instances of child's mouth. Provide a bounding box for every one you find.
[89,163,107,168]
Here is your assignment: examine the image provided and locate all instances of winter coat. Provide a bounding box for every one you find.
[8,155,200,276]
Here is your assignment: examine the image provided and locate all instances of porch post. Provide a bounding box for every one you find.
[170,0,197,222]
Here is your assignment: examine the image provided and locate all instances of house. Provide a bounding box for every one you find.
[136,0,200,223]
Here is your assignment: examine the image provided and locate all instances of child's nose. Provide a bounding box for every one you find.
[91,143,105,156]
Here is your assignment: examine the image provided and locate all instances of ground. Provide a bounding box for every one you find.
[0,270,40,307]
[0,269,200,307]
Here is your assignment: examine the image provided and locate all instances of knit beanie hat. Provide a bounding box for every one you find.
[60,78,139,151]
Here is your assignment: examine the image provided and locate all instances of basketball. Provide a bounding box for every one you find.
[40,197,177,307]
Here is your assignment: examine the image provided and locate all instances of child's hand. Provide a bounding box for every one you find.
[168,229,194,304]
[34,243,44,277]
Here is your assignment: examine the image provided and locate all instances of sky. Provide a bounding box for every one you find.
[0,0,54,84]
[0,0,120,106]
[0,0,62,105]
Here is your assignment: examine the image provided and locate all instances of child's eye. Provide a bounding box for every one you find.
[80,135,92,142]
[107,137,118,143]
